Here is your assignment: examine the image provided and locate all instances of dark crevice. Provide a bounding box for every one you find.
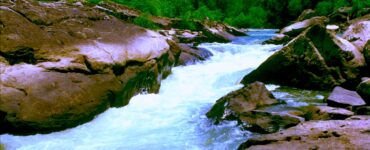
[43,67,92,75]
[0,46,36,65]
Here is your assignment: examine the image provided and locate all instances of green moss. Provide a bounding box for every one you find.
[0,144,5,150]
[132,14,160,30]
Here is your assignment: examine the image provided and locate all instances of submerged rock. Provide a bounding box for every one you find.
[0,0,175,134]
[206,82,278,123]
[242,24,365,90]
[327,86,366,108]
[239,119,370,150]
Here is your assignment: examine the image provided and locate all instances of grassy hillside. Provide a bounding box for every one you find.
[86,0,369,28]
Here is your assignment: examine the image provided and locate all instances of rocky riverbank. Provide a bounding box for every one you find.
[0,0,243,135]
[207,7,370,149]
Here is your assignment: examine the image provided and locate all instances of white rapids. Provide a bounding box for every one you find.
[0,30,282,150]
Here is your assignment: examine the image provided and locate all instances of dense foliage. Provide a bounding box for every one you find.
[88,0,369,28]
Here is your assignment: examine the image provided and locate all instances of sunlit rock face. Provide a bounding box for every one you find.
[242,24,365,90]
[0,0,175,134]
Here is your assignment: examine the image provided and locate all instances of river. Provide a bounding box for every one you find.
[0,29,327,150]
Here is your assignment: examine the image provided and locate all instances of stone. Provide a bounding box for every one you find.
[238,120,370,150]
[206,82,278,124]
[357,79,370,104]
[343,21,370,50]
[0,0,175,134]
[299,105,354,120]
[280,16,328,37]
[239,111,303,134]
[242,24,365,90]
[327,86,366,108]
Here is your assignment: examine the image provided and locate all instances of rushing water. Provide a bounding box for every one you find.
[0,29,326,150]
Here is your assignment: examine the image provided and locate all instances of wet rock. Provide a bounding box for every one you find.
[327,86,366,108]
[357,79,370,105]
[262,34,291,45]
[280,16,328,37]
[239,111,303,134]
[0,0,174,134]
[299,105,354,120]
[239,120,370,150]
[177,44,212,65]
[242,24,365,90]
[206,82,278,124]
[343,21,370,50]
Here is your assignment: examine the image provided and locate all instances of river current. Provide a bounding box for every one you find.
[1,30,326,150]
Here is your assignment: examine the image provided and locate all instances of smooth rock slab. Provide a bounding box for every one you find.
[327,86,366,108]
[239,120,370,150]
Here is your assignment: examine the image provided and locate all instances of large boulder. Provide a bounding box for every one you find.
[242,24,365,90]
[239,119,370,150]
[206,82,278,124]
[0,0,175,134]
[343,21,370,50]
[280,16,328,37]
[327,86,366,108]
[357,79,370,105]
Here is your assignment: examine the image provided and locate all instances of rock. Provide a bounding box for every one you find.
[280,16,329,37]
[239,111,303,134]
[346,115,370,120]
[299,105,354,120]
[238,120,370,150]
[177,44,212,65]
[206,82,278,124]
[343,21,370,50]
[0,0,175,134]
[364,41,370,72]
[242,24,365,90]
[353,106,370,115]
[296,9,317,21]
[357,79,370,105]
[327,86,366,108]
[262,34,291,45]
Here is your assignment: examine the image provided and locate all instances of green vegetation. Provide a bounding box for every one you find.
[132,14,160,29]
[86,0,369,28]
[0,144,5,150]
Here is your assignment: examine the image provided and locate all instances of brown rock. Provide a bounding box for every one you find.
[0,0,174,134]
[239,111,303,134]
[299,105,354,120]
[239,120,370,150]
[242,24,365,90]
[327,86,366,108]
[206,82,278,124]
